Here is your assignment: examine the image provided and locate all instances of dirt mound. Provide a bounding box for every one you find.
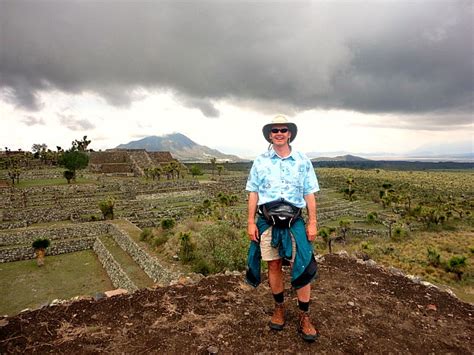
[1,254,472,354]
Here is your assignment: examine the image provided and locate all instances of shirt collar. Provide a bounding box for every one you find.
[269,147,295,160]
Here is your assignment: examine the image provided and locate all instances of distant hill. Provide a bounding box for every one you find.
[311,154,370,162]
[116,133,244,162]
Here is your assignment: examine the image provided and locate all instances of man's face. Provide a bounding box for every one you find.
[269,125,291,146]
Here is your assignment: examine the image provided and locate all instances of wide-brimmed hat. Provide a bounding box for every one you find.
[262,115,298,143]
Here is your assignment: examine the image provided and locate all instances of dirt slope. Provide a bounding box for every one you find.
[1,254,472,354]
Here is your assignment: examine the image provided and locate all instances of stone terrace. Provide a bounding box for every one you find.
[0,179,201,229]
[89,150,177,176]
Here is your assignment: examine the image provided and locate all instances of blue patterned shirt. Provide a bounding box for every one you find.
[246,148,319,208]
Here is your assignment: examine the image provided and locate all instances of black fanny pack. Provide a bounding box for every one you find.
[259,199,302,228]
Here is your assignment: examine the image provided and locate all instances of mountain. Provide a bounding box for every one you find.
[311,154,370,162]
[116,133,244,162]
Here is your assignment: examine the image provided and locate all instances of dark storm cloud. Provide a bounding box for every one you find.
[58,114,95,131]
[0,1,472,126]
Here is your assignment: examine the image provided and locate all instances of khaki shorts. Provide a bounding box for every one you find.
[260,227,296,262]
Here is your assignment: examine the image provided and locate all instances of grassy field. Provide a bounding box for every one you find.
[320,230,474,303]
[16,176,97,188]
[0,251,113,316]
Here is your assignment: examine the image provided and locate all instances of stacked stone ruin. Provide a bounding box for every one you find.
[89,149,179,176]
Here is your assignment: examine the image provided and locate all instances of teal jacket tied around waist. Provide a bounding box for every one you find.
[246,216,318,289]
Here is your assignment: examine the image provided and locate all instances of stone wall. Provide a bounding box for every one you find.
[100,163,133,174]
[93,238,138,291]
[0,222,110,247]
[0,237,95,263]
[108,223,174,283]
[89,151,130,164]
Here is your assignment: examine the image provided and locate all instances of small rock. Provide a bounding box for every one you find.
[0,319,9,327]
[172,255,179,261]
[94,292,106,301]
[178,276,191,285]
[388,267,405,276]
[448,313,454,317]
[244,311,250,316]
[315,255,325,262]
[348,301,355,307]
[369,281,379,286]
[207,345,219,354]
[20,308,31,313]
[337,250,349,258]
[365,260,377,267]
[444,288,457,298]
[224,270,232,276]
[426,304,437,312]
[50,299,61,306]
[104,289,128,298]
[406,275,422,284]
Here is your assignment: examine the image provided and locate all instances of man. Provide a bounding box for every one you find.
[245,115,320,342]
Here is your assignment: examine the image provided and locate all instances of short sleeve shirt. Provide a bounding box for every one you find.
[245,149,319,208]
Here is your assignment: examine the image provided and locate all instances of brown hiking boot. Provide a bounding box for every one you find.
[269,303,285,330]
[298,311,320,342]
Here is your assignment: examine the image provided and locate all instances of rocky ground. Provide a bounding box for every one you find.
[1,254,472,354]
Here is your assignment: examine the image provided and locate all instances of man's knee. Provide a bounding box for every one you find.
[268,259,283,273]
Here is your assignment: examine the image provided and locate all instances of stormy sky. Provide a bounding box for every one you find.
[1,0,472,157]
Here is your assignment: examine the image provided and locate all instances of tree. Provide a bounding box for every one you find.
[217,165,224,177]
[170,161,180,179]
[7,167,21,185]
[32,238,51,266]
[338,219,351,243]
[190,165,203,178]
[72,135,91,151]
[210,157,217,178]
[63,170,75,184]
[58,150,89,181]
[344,177,356,201]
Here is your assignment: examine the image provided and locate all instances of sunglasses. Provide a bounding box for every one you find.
[271,128,289,133]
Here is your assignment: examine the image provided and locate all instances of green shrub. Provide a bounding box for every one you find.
[427,248,441,267]
[179,232,195,263]
[161,218,176,230]
[391,227,408,240]
[444,255,467,280]
[196,221,247,272]
[152,234,169,248]
[99,197,115,220]
[366,212,378,224]
[139,228,154,241]
[192,259,214,276]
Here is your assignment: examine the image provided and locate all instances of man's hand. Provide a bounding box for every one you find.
[247,222,259,242]
[306,222,317,242]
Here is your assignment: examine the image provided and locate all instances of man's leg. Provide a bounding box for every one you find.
[268,259,283,294]
[268,259,285,330]
[296,284,319,342]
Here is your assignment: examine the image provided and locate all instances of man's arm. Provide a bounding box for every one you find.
[304,193,318,241]
[247,191,259,242]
